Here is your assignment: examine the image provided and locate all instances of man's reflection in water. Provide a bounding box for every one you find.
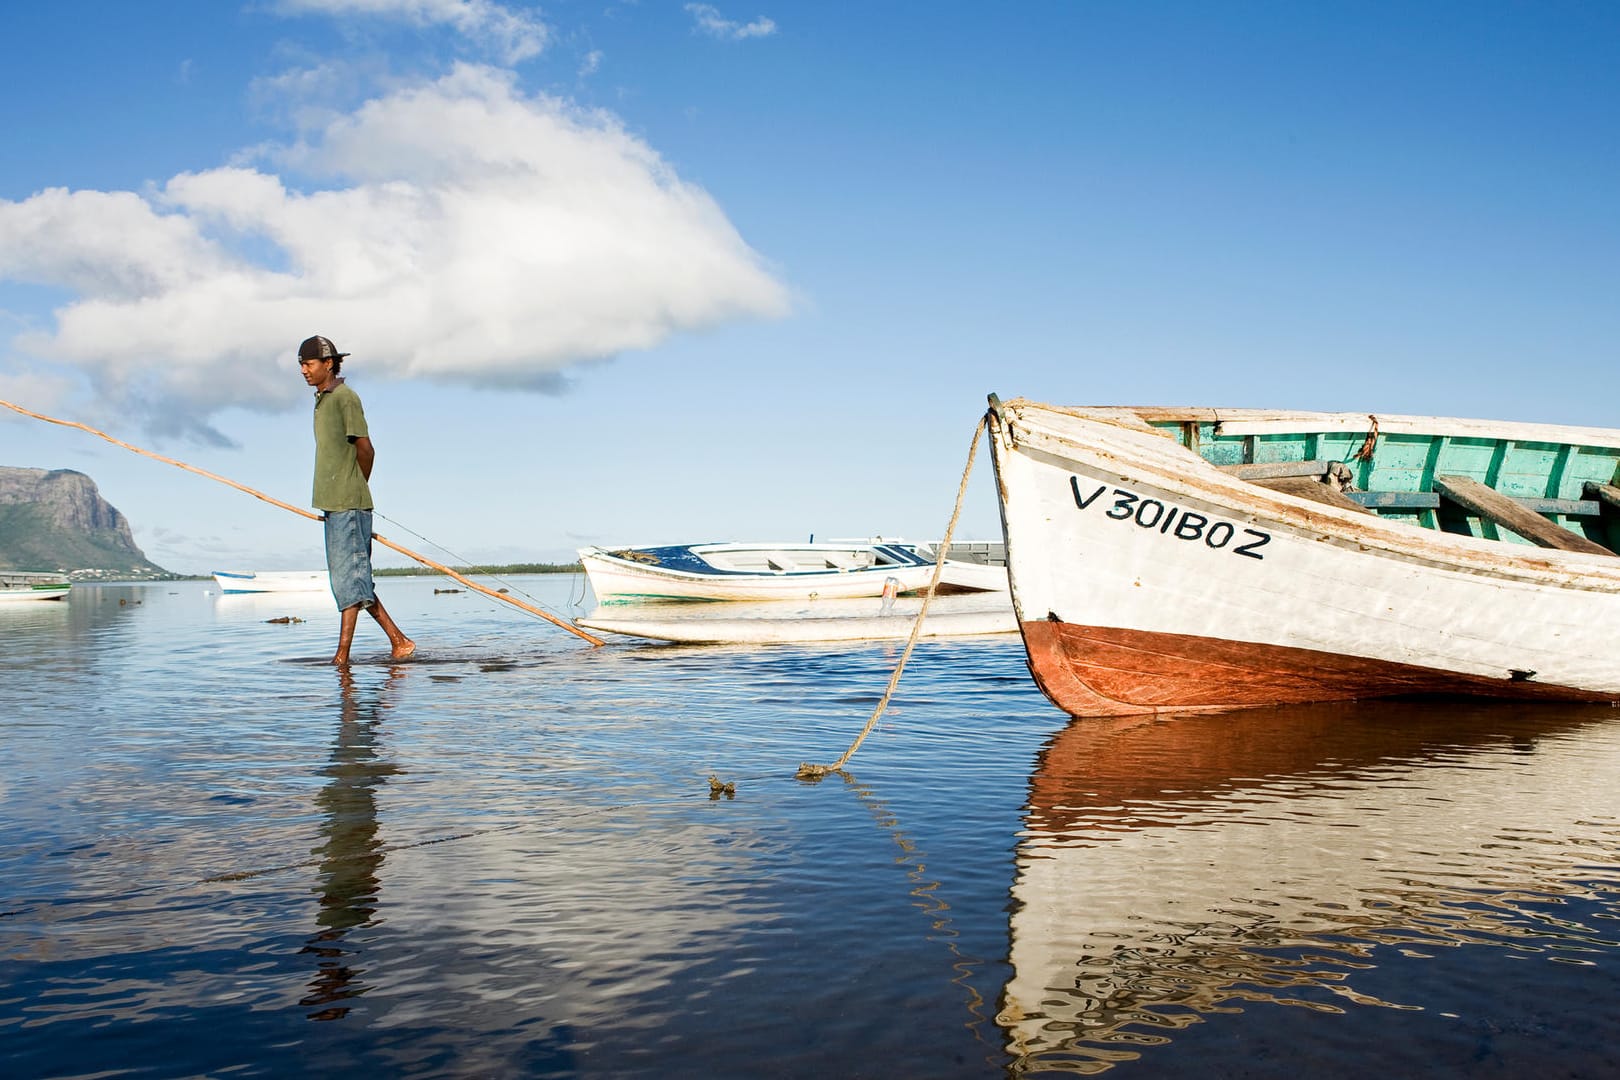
[301,664,406,1021]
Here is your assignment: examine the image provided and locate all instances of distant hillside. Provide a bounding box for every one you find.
[0,467,170,579]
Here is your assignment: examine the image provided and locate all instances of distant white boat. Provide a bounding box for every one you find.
[212,570,330,594]
[0,571,70,603]
[579,541,1006,603]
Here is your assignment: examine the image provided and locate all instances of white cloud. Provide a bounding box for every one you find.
[0,188,232,301]
[272,0,550,64]
[0,369,78,421]
[684,3,776,41]
[0,64,790,439]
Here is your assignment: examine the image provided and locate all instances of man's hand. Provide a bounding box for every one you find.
[353,435,376,481]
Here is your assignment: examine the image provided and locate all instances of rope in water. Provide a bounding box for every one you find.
[0,397,606,647]
[796,415,987,780]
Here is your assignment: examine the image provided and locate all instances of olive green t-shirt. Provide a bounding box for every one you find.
[311,382,374,511]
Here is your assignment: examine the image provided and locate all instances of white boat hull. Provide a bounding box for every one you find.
[0,572,71,602]
[988,401,1620,714]
[212,570,331,594]
[579,542,999,603]
[576,594,1016,643]
[0,585,70,602]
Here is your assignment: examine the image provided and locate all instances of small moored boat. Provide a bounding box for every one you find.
[986,397,1620,716]
[579,541,1004,603]
[576,592,1016,643]
[0,571,70,602]
[212,570,330,594]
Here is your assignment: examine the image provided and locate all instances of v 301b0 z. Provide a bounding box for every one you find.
[1070,477,1272,560]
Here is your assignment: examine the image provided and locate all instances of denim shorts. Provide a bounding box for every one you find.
[324,509,376,611]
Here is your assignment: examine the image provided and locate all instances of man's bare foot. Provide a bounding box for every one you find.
[330,654,351,666]
[391,638,417,661]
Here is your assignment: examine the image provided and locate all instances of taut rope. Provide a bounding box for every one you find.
[797,415,987,779]
[0,397,606,647]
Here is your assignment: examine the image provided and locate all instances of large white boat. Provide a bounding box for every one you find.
[985,397,1620,715]
[212,570,331,594]
[578,541,1005,604]
[0,571,70,602]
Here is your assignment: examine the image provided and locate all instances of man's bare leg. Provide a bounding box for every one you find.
[367,596,416,660]
[331,604,362,665]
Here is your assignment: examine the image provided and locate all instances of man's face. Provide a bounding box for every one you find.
[299,355,334,387]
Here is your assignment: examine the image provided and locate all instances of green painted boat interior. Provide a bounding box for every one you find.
[1157,421,1620,551]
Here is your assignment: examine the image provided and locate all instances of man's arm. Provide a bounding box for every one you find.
[352,435,376,481]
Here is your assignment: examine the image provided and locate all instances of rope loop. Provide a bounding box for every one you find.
[797,414,988,779]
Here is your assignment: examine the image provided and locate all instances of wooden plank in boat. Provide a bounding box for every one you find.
[1348,491,1441,510]
[1219,460,1340,480]
[1583,483,1620,552]
[1584,481,1620,511]
[1521,497,1602,515]
[1434,475,1614,555]
[1251,476,1373,514]
[1347,491,1601,515]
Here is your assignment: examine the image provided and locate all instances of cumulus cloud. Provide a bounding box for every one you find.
[0,64,789,440]
[273,0,550,64]
[685,3,776,41]
[0,368,79,423]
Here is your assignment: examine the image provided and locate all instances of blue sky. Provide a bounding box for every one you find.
[1,1,1617,574]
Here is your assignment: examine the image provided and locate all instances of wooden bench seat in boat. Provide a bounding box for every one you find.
[1221,461,1616,554]
[1584,481,1620,514]
[1220,460,1372,514]
[1220,460,1346,481]
[1433,475,1614,555]
[1250,476,1374,514]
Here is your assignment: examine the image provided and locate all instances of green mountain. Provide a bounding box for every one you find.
[0,467,170,579]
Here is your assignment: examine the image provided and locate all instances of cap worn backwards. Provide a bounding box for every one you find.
[298,335,350,361]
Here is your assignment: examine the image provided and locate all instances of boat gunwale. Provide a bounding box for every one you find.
[994,402,1620,591]
[1015,401,1620,451]
[578,542,936,580]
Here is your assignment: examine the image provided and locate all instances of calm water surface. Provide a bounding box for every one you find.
[2,577,1618,1078]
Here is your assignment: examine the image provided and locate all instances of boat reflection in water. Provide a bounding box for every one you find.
[998,699,1620,1075]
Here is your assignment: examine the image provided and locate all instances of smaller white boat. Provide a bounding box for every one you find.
[212,570,330,594]
[579,540,1005,604]
[0,571,70,602]
[576,593,1016,643]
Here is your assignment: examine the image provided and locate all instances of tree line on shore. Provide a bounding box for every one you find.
[374,562,581,576]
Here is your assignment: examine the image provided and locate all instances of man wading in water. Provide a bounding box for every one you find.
[299,335,416,665]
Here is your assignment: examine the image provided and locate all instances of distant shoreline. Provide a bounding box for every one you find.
[375,563,582,576]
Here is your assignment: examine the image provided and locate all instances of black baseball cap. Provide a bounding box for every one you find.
[298,335,350,361]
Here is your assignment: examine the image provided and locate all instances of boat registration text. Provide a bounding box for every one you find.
[1070,477,1272,560]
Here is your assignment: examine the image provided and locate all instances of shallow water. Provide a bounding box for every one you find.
[2,577,1618,1078]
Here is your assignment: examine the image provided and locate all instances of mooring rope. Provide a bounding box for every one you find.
[0,397,606,646]
[1351,414,1380,462]
[796,415,987,780]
